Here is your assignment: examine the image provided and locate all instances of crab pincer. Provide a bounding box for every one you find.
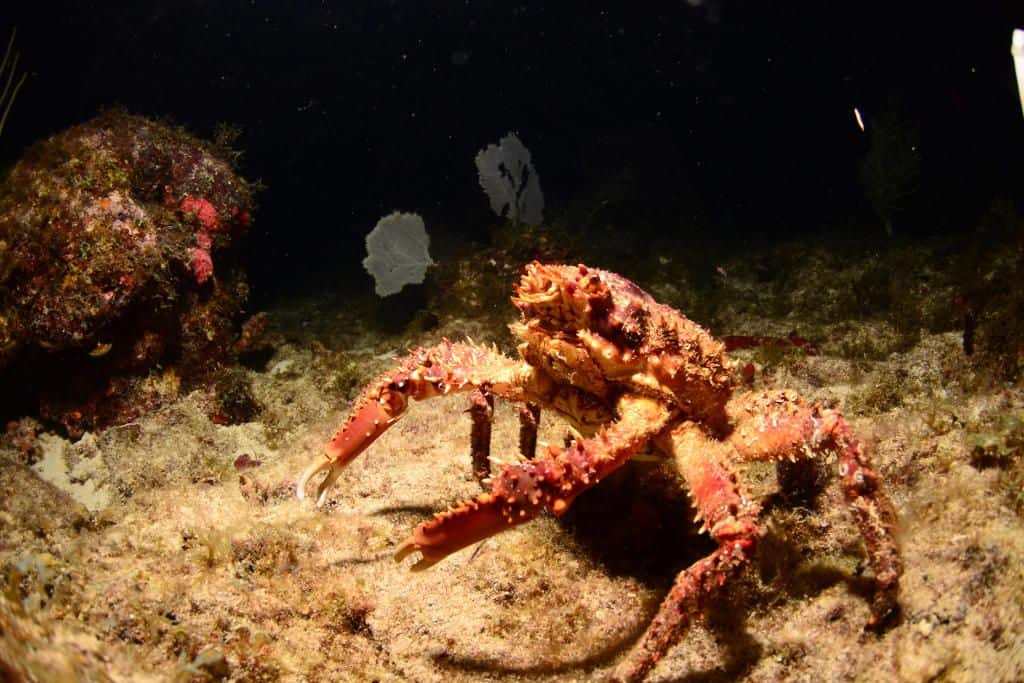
[394,492,531,570]
[394,394,672,570]
[297,398,398,506]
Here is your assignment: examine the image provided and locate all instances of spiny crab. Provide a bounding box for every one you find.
[297,262,902,681]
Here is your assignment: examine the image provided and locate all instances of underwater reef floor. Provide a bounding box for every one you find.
[2,232,1024,682]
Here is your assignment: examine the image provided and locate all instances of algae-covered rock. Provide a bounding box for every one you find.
[0,110,256,435]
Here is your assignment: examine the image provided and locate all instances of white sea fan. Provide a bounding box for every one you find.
[362,211,434,297]
[474,132,544,225]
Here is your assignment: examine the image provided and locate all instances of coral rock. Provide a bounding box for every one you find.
[0,110,257,435]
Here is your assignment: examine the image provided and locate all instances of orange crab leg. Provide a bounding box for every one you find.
[393,394,674,570]
[297,399,396,506]
[298,341,523,506]
[612,422,761,682]
[812,405,902,625]
[395,492,520,570]
[297,340,614,506]
[725,390,902,626]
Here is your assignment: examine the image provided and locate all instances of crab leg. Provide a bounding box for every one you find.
[469,393,544,487]
[725,390,902,626]
[297,340,613,506]
[809,405,902,625]
[468,389,494,486]
[395,394,673,570]
[298,341,521,506]
[614,422,761,682]
[517,402,541,458]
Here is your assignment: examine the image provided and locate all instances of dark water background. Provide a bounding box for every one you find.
[3,1,1024,304]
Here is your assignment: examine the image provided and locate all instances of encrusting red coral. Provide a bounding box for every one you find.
[181,195,222,284]
[189,246,215,285]
[180,195,221,233]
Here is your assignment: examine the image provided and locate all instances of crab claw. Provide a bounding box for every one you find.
[394,493,535,570]
[297,341,529,506]
[297,399,395,506]
[296,457,345,508]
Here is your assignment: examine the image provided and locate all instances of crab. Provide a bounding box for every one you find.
[297,262,902,681]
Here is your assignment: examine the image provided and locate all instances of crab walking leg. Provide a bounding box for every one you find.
[614,423,761,683]
[394,394,674,570]
[810,405,902,625]
[725,390,902,625]
[297,340,613,506]
[468,389,494,486]
[518,402,541,458]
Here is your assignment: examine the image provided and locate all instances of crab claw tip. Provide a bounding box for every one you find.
[394,539,441,571]
[296,457,343,507]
